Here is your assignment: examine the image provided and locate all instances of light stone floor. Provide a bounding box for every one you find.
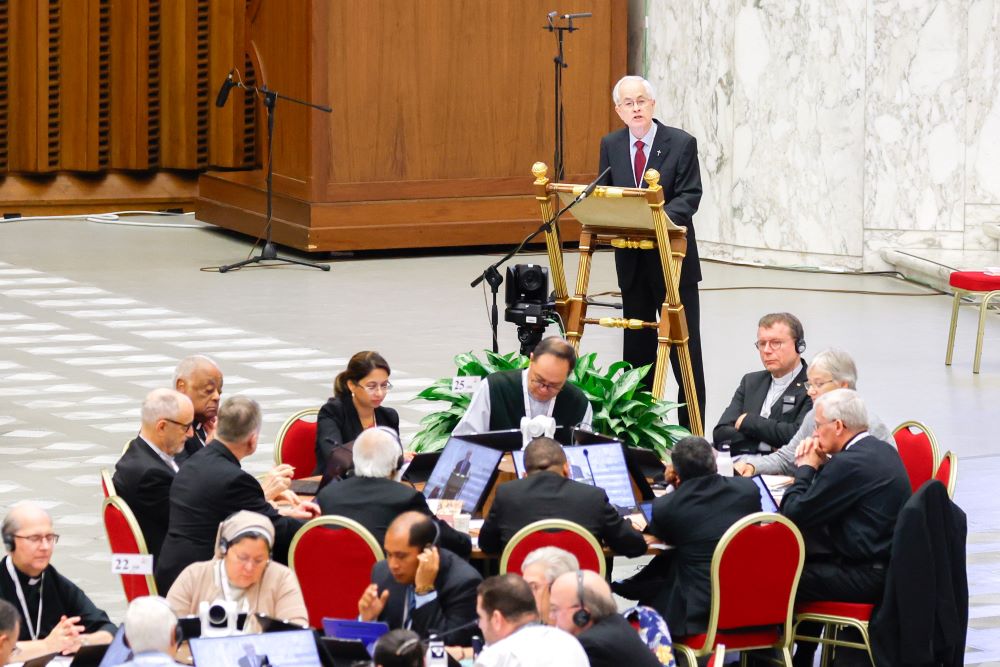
[0,216,996,662]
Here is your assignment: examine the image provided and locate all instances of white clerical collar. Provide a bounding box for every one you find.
[770,361,802,388]
[844,431,870,451]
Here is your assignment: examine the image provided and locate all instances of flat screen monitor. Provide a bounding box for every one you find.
[422,437,504,514]
[511,442,639,514]
[189,629,321,667]
[321,618,389,655]
[455,429,524,451]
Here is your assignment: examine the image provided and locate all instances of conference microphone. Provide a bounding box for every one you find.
[215,70,236,108]
[582,448,598,487]
[573,165,611,204]
[428,619,480,641]
[563,12,593,19]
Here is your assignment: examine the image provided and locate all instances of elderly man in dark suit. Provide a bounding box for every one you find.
[315,427,470,558]
[358,512,481,645]
[613,436,761,637]
[597,75,704,429]
[172,355,223,464]
[713,312,812,455]
[112,388,194,556]
[478,438,646,558]
[154,396,319,593]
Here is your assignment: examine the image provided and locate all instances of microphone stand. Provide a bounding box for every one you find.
[544,12,590,181]
[469,166,608,353]
[218,82,333,273]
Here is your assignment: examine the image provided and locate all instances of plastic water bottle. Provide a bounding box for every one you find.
[426,635,448,667]
[717,445,734,477]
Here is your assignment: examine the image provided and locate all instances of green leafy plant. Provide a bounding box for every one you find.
[409,350,690,456]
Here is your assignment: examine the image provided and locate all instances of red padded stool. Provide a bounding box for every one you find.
[945,271,1000,373]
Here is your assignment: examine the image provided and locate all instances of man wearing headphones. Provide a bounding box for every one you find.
[549,570,660,667]
[0,503,116,662]
[713,312,813,456]
[118,596,181,666]
[358,512,481,645]
[315,428,471,558]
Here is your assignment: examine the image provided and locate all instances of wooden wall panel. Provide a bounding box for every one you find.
[59,0,108,171]
[0,0,8,171]
[207,0,252,167]
[109,0,150,169]
[159,0,205,168]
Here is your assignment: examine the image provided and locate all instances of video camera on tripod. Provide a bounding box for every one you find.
[504,264,556,355]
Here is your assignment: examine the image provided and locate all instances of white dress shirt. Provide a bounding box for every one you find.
[475,624,589,667]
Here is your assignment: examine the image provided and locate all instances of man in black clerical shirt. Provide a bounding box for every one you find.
[780,389,910,666]
[172,354,223,463]
[0,503,115,662]
[452,337,591,435]
[478,438,646,558]
[155,395,320,593]
[113,388,193,557]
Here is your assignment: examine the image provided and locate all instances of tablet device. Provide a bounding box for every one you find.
[69,641,110,667]
[321,618,389,654]
[290,478,320,496]
[96,626,131,667]
[256,613,308,633]
[752,475,780,513]
[422,438,504,514]
[455,429,524,452]
[638,500,654,523]
[189,629,320,667]
[401,451,442,485]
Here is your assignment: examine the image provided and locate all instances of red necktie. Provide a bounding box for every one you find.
[633,140,647,188]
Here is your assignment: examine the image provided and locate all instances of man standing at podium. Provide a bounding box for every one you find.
[598,75,705,430]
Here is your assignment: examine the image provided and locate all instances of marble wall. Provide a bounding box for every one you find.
[634,0,1000,270]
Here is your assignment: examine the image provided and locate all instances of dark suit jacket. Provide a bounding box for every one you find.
[314,396,400,475]
[478,472,647,557]
[579,612,662,667]
[780,435,911,564]
[112,436,176,556]
[371,548,481,644]
[598,120,702,287]
[713,363,811,454]
[315,476,471,558]
[640,474,762,637]
[155,440,302,593]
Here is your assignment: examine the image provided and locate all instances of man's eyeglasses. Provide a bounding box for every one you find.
[14,534,59,546]
[754,339,790,351]
[618,98,651,110]
[163,418,194,430]
[529,374,565,392]
[361,382,393,394]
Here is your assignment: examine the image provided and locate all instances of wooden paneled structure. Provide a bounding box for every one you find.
[1,0,627,251]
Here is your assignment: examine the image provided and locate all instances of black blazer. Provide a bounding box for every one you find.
[598,120,703,288]
[713,363,811,454]
[640,475,762,637]
[478,472,647,557]
[371,548,481,645]
[155,440,303,593]
[780,436,911,564]
[112,436,176,557]
[314,395,400,475]
[578,612,662,667]
[315,476,471,558]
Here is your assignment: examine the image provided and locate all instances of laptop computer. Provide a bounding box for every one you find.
[752,475,780,513]
[422,438,504,515]
[189,629,321,667]
[321,618,388,654]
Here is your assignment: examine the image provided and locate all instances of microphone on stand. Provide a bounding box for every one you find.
[215,70,237,108]
[563,12,593,19]
[572,165,611,204]
[428,619,480,641]
[582,448,598,487]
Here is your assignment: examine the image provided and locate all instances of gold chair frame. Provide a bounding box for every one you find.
[533,162,703,436]
[288,515,385,573]
[100,467,117,498]
[937,450,959,498]
[945,285,999,374]
[499,518,606,578]
[674,512,805,667]
[273,407,320,468]
[101,495,158,599]
[891,420,942,474]
[792,606,875,667]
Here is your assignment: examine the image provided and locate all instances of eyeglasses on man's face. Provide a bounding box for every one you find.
[15,533,59,546]
[754,338,792,351]
[617,97,651,110]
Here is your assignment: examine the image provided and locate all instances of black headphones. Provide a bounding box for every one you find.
[796,337,807,355]
[218,514,273,556]
[2,530,14,553]
[572,571,591,628]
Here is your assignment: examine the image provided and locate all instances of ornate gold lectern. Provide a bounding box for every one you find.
[532,162,703,436]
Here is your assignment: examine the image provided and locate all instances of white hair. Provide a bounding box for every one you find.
[2,502,50,550]
[815,389,869,431]
[124,596,177,654]
[172,354,219,385]
[140,389,191,426]
[612,75,657,105]
[521,546,579,584]
[353,428,402,478]
[810,348,858,389]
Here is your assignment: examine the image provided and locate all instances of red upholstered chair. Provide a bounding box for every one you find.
[100,468,116,499]
[934,450,958,498]
[793,601,875,666]
[289,516,384,628]
[945,270,1000,373]
[274,408,320,479]
[101,496,157,601]
[499,519,606,577]
[892,421,941,493]
[673,513,805,667]
[706,643,726,667]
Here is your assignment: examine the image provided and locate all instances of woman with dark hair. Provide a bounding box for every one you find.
[313,351,400,475]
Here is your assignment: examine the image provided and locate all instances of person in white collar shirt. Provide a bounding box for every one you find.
[165,510,308,632]
[474,574,588,667]
[453,337,591,436]
[117,596,181,667]
[113,388,194,557]
[713,312,812,455]
[0,503,115,662]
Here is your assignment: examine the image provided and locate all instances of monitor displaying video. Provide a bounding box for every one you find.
[422,437,504,514]
[189,629,320,667]
[511,442,638,514]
